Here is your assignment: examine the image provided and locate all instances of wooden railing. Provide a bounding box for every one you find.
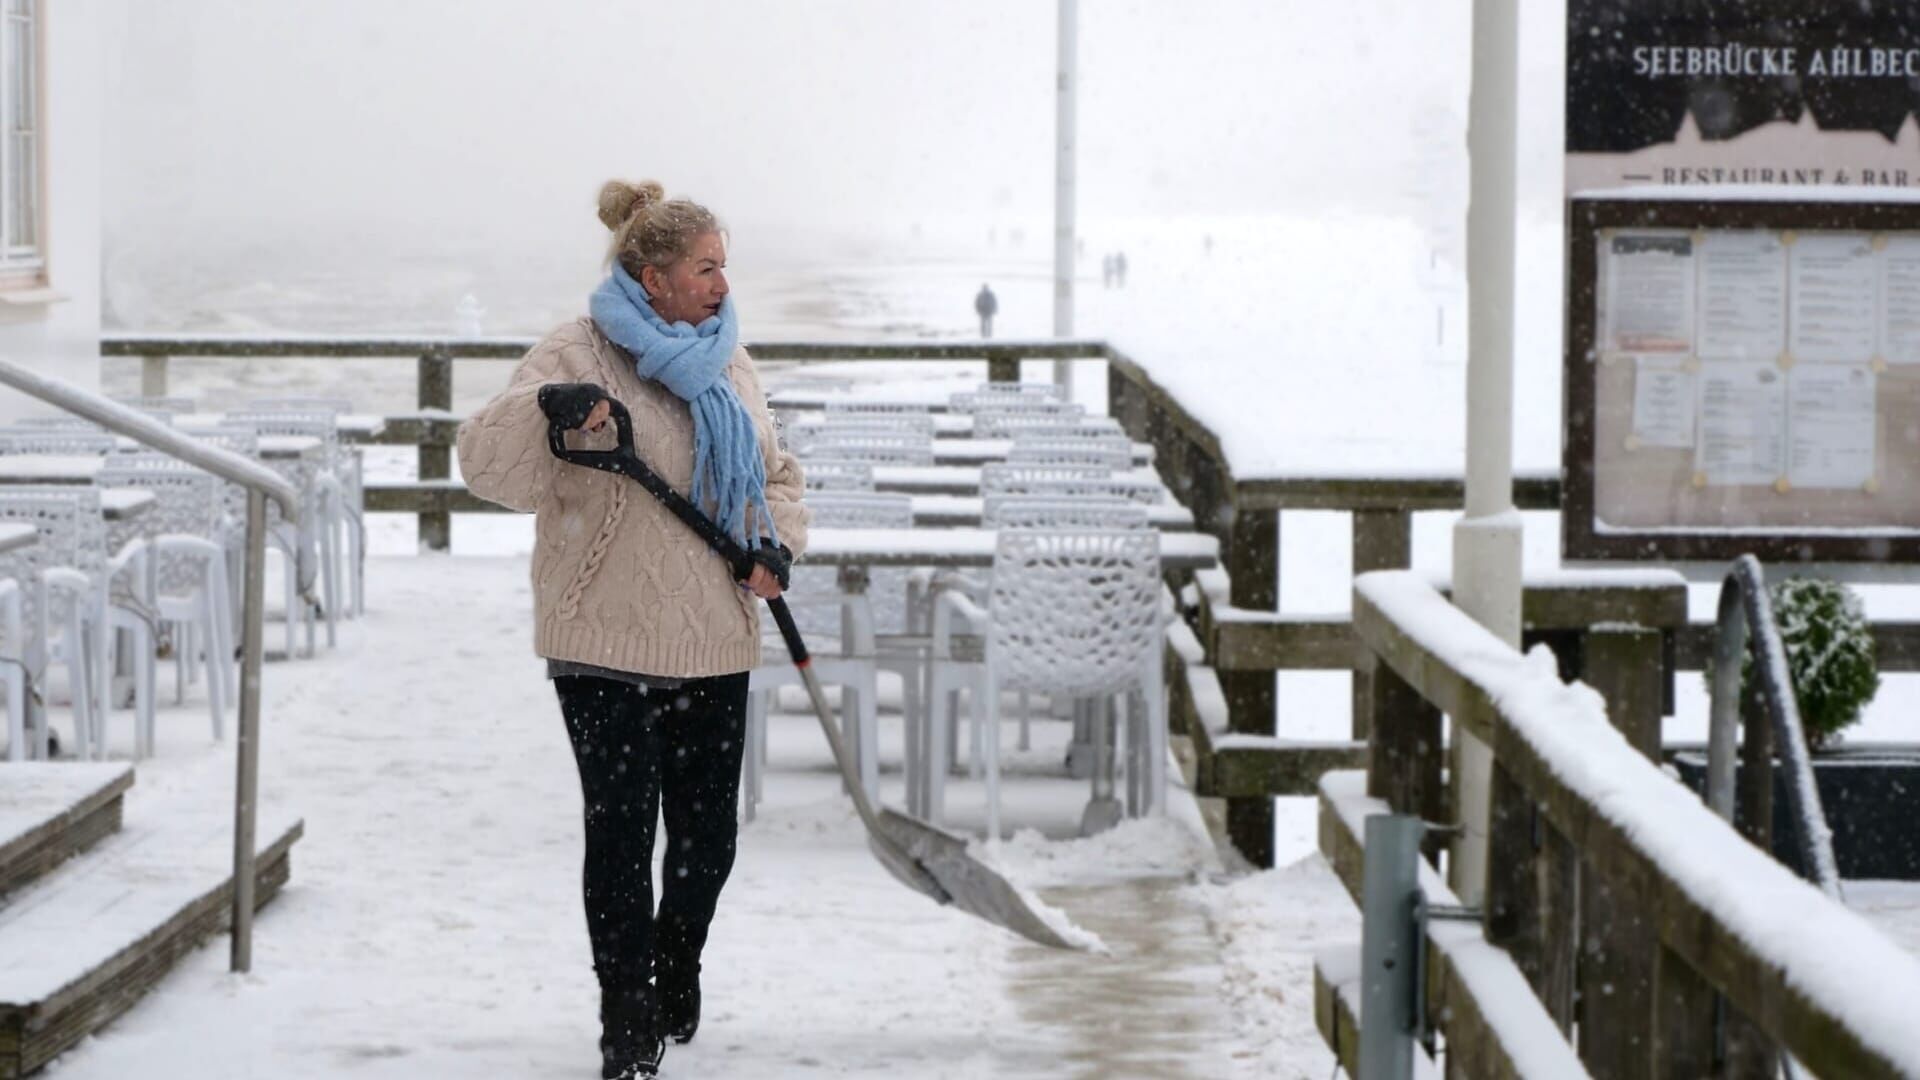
[102,334,1108,549]
[105,335,1920,868]
[1314,571,1920,1078]
[1106,347,1920,870]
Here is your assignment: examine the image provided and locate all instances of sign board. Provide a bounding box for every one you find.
[1562,4,1920,563]
[1566,0,1920,198]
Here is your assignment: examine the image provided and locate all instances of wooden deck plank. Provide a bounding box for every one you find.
[0,765,134,901]
[0,813,300,1079]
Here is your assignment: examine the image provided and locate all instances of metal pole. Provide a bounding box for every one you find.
[1359,814,1424,1079]
[231,489,268,972]
[1707,581,1746,822]
[1448,0,1523,907]
[1052,0,1078,389]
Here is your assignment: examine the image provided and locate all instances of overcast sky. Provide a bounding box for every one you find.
[102,1,1565,263]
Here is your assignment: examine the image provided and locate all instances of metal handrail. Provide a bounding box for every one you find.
[1706,554,1841,898]
[0,358,298,974]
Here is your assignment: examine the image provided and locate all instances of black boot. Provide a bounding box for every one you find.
[600,988,664,1079]
[654,955,702,1044]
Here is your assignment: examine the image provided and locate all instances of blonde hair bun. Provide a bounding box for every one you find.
[596,179,666,232]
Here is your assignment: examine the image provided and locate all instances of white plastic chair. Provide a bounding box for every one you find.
[245,398,366,616]
[1005,436,1134,471]
[230,408,357,631]
[785,414,936,456]
[221,414,335,654]
[974,413,1123,440]
[0,578,28,761]
[800,459,875,492]
[974,381,1066,401]
[99,458,234,746]
[824,400,934,416]
[0,487,151,761]
[743,493,917,820]
[800,431,935,466]
[913,498,1152,757]
[949,393,1082,416]
[0,431,118,455]
[922,528,1165,839]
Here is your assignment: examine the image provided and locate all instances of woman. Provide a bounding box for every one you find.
[456,180,808,1080]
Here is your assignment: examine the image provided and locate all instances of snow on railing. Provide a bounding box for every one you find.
[1351,569,1920,1077]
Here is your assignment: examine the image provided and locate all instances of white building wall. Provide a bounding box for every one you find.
[0,0,102,420]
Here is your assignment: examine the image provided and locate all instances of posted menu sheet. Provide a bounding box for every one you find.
[1883,235,1920,367]
[1630,355,1695,448]
[1697,231,1786,361]
[1787,365,1877,490]
[1789,232,1878,363]
[1695,361,1786,487]
[1604,232,1694,354]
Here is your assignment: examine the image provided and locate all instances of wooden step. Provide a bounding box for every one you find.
[0,765,135,902]
[0,795,302,1078]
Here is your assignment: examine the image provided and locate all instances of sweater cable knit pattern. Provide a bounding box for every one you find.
[455,318,809,679]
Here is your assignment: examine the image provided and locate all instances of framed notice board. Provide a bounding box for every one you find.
[1564,197,1920,563]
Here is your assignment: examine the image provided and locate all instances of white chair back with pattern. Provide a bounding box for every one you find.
[791,491,915,638]
[801,431,934,466]
[1006,436,1133,471]
[986,528,1162,697]
[950,393,1083,418]
[801,459,875,492]
[0,431,116,455]
[974,412,1119,440]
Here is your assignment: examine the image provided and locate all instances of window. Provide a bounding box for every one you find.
[0,0,39,282]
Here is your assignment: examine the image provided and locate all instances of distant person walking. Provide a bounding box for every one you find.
[1101,253,1115,288]
[1114,251,1129,288]
[974,283,998,338]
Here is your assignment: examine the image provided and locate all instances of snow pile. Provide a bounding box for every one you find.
[1188,855,1356,1079]
[990,816,1218,889]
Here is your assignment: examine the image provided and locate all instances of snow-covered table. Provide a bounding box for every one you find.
[919,439,1151,466]
[175,413,385,441]
[0,465,155,522]
[115,434,323,460]
[0,523,36,553]
[799,526,1217,570]
[770,389,955,413]
[907,494,1193,531]
[872,463,1166,497]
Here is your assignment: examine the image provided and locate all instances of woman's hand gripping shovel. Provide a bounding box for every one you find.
[545,390,1089,950]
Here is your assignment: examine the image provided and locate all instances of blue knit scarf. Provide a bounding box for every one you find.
[590,263,777,550]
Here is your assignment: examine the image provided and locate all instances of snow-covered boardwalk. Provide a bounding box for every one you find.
[40,554,1353,1079]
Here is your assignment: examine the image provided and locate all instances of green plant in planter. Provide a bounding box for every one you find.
[1707,576,1880,751]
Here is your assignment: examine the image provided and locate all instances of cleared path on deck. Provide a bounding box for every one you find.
[41,553,1304,1079]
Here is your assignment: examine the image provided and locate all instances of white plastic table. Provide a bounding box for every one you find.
[0,522,37,553]
[870,464,1165,497]
[905,494,1193,531]
[797,526,1217,570]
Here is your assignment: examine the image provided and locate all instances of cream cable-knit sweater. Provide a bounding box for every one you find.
[456,317,809,678]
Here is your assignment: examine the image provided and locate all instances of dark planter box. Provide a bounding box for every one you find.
[1672,747,1920,882]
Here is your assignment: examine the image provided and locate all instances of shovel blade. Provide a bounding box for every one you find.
[870,807,1082,951]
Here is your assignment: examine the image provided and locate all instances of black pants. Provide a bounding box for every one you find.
[556,672,749,994]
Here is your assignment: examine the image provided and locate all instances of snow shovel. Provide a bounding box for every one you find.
[546,396,1085,950]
